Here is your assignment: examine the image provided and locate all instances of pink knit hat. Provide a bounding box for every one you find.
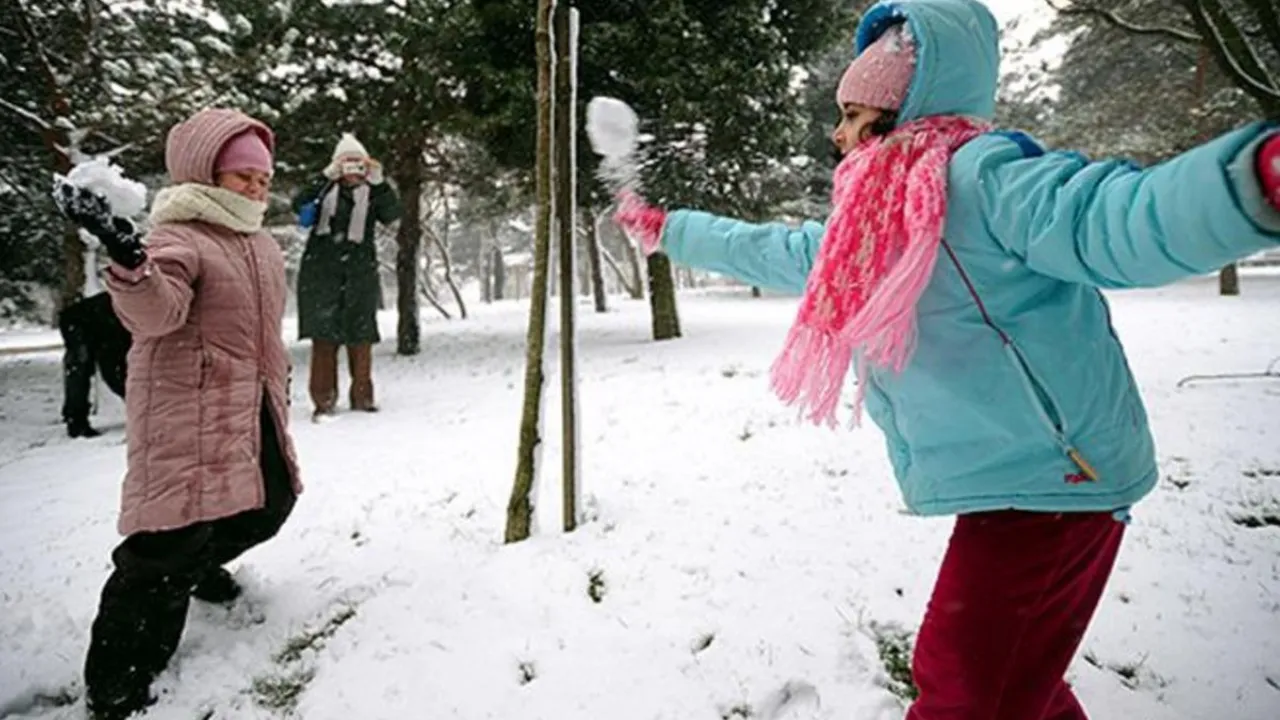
[214,130,274,176]
[836,23,917,110]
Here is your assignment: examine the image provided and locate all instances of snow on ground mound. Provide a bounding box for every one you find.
[1,280,1277,720]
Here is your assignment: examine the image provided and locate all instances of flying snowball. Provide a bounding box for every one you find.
[586,97,639,159]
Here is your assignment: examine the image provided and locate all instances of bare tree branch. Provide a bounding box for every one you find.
[13,0,69,118]
[0,166,46,213]
[1183,0,1280,114]
[1242,0,1280,59]
[1044,0,1202,43]
[0,97,51,131]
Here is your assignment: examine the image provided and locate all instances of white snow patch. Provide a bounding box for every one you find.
[1,277,1278,720]
[61,157,148,218]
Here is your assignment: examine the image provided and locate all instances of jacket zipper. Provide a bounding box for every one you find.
[941,240,1100,483]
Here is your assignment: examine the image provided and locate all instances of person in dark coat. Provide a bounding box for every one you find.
[292,133,400,419]
[58,233,132,438]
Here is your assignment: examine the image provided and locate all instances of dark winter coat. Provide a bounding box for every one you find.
[293,179,401,344]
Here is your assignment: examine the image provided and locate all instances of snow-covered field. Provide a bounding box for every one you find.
[1,279,1278,720]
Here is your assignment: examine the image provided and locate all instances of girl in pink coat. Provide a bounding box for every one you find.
[55,108,304,720]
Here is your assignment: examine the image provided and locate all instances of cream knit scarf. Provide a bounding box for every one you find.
[149,183,267,232]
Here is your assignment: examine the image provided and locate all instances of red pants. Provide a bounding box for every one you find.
[907,510,1125,720]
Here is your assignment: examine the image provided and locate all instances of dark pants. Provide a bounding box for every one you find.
[84,398,297,715]
[58,293,131,427]
[907,510,1126,720]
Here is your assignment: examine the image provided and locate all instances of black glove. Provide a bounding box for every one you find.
[52,180,148,270]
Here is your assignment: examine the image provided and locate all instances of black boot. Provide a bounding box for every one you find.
[86,689,156,720]
[68,420,103,439]
[191,567,242,604]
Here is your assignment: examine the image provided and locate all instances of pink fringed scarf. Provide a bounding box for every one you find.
[770,115,992,428]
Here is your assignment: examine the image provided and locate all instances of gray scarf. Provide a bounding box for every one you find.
[316,182,371,243]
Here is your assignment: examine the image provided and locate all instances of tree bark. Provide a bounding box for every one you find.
[394,147,423,355]
[583,208,608,312]
[1219,263,1240,295]
[578,223,593,297]
[429,194,467,319]
[506,0,555,544]
[555,1,580,533]
[625,243,646,299]
[480,238,493,303]
[599,244,639,298]
[13,2,82,315]
[647,253,682,341]
[492,245,506,300]
[428,227,467,318]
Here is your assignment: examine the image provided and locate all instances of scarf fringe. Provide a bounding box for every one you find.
[769,323,855,428]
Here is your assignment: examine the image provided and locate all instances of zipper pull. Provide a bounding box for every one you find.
[1067,448,1100,482]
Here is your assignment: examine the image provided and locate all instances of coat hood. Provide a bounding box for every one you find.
[165,108,275,185]
[854,0,1001,122]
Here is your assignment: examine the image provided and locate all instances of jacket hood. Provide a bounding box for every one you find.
[165,108,275,185]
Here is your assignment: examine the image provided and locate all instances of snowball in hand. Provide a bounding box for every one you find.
[60,157,148,218]
[586,97,639,159]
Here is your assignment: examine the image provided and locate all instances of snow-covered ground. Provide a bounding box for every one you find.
[1,278,1278,720]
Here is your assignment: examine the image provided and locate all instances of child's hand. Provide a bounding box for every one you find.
[53,179,114,237]
[613,191,666,256]
[1258,133,1280,211]
[53,179,147,269]
[367,158,385,185]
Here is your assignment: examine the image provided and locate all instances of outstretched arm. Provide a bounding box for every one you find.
[973,123,1280,288]
[660,211,824,295]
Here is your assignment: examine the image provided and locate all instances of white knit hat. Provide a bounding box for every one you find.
[324,133,370,179]
[331,133,368,162]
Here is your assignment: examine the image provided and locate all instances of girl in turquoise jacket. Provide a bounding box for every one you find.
[614,1,1280,717]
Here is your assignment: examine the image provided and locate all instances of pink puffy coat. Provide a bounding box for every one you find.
[106,109,302,535]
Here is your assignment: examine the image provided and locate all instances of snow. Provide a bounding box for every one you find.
[200,36,235,56]
[171,38,198,56]
[586,97,639,160]
[59,157,148,219]
[1,278,1278,720]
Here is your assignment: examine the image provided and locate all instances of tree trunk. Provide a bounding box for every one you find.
[52,127,82,317]
[555,1,580,533]
[1219,263,1240,295]
[492,245,506,300]
[647,253,681,341]
[480,240,493,303]
[394,150,423,355]
[506,0,555,544]
[415,248,452,320]
[625,243,646,299]
[599,245,639,298]
[429,228,468,318]
[13,3,82,317]
[584,208,608,312]
[429,195,467,319]
[578,224,592,297]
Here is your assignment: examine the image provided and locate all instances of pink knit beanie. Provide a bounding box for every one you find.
[836,23,917,110]
[214,129,274,176]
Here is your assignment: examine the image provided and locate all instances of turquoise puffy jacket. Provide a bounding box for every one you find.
[659,0,1280,516]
